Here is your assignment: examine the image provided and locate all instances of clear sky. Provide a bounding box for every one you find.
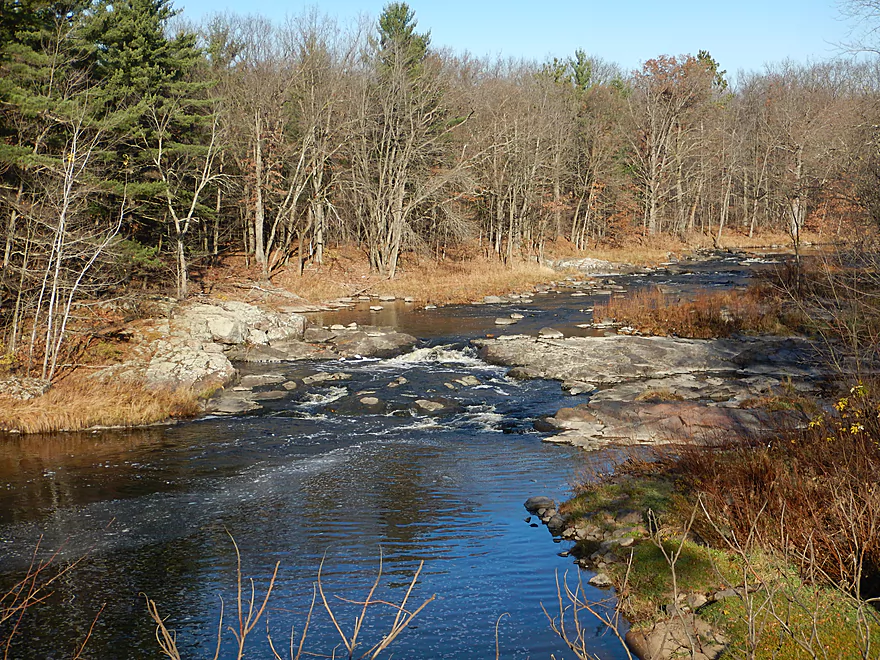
[175,0,860,78]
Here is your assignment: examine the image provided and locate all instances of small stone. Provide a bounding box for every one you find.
[588,573,614,588]
[495,317,518,325]
[455,375,481,387]
[687,593,709,609]
[414,399,445,413]
[302,372,352,385]
[378,295,396,302]
[524,496,555,513]
[281,381,298,390]
[538,327,564,339]
[360,396,380,405]
[712,588,737,602]
[424,304,437,310]
[369,305,384,311]
[510,313,525,320]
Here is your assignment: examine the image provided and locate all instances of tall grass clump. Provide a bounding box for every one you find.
[594,285,796,338]
[0,375,201,433]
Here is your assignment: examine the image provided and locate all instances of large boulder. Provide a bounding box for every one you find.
[329,327,418,359]
[145,339,236,391]
[0,377,51,400]
[174,301,306,346]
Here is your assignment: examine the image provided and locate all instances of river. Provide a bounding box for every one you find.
[0,253,771,659]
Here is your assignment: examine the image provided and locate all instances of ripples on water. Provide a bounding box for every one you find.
[0,346,634,659]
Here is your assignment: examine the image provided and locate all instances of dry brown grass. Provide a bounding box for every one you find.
[595,285,795,338]
[201,231,819,306]
[272,249,560,305]
[0,374,201,434]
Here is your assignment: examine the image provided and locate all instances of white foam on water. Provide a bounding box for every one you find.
[741,257,781,264]
[460,405,504,432]
[383,416,443,432]
[298,386,348,407]
[386,344,488,369]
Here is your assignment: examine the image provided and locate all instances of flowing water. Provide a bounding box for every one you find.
[0,254,776,659]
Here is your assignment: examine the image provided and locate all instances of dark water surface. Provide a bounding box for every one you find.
[0,254,773,659]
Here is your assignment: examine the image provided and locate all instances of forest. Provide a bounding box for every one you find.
[2,0,880,379]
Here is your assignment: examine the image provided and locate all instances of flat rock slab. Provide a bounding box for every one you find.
[474,334,822,450]
[474,335,820,385]
[329,329,417,359]
[226,342,336,363]
[541,401,771,448]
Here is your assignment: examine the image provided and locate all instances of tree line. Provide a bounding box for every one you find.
[2,0,879,377]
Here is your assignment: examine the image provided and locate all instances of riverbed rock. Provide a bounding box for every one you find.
[239,373,286,387]
[547,257,628,274]
[303,327,336,343]
[588,573,614,588]
[537,327,565,339]
[302,371,352,385]
[524,496,556,513]
[477,334,821,449]
[546,514,569,536]
[494,317,518,326]
[209,390,262,414]
[329,327,418,359]
[625,614,727,660]
[175,300,306,346]
[226,341,336,362]
[145,339,236,391]
[414,399,445,413]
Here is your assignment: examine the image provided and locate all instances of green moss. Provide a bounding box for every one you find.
[700,578,880,659]
[561,473,676,524]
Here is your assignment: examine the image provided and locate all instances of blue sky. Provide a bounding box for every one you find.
[176,0,859,77]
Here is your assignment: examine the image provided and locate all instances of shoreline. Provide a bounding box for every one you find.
[0,239,807,435]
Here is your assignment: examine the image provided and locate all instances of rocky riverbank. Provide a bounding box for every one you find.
[474,333,822,449]
[527,482,739,660]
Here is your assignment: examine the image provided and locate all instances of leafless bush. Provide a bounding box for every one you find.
[0,537,98,660]
[146,538,434,660]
